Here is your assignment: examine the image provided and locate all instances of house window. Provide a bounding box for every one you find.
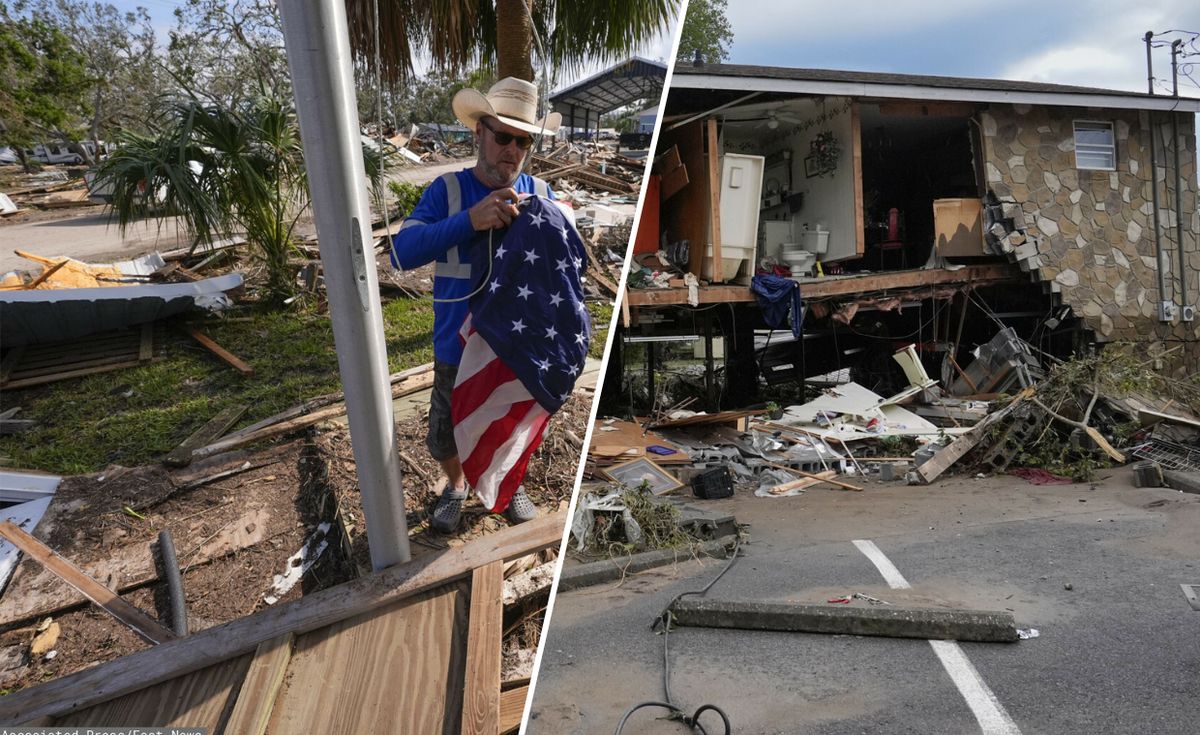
[1073,121,1116,170]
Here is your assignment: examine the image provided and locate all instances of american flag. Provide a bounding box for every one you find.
[452,195,591,512]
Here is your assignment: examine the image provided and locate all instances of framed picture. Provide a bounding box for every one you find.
[804,154,828,178]
[601,457,683,496]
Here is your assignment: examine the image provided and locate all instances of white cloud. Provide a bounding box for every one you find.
[1000,2,1200,97]
[728,0,1022,45]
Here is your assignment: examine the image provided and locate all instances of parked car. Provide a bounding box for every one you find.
[27,143,84,165]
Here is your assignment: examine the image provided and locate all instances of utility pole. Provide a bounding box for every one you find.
[1170,39,1193,320]
[1144,31,1170,321]
[276,0,411,569]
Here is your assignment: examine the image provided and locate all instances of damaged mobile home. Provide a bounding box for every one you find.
[615,64,1200,412]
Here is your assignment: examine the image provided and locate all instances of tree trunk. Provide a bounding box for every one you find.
[495,0,534,81]
[15,147,34,174]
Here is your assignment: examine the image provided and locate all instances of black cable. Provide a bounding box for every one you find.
[613,538,741,735]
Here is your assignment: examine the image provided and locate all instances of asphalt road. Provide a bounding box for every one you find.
[527,468,1200,734]
[0,159,471,275]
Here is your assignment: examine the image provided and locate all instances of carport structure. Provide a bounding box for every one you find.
[549,56,668,139]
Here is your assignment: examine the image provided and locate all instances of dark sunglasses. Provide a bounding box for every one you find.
[481,118,534,150]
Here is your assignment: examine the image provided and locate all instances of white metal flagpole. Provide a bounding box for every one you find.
[276,0,410,568]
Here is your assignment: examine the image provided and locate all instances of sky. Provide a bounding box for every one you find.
[725,0,1200,98]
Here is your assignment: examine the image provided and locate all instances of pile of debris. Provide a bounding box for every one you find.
[0,170,95,217]
[584,330,1200,511]
[526,143,643,196]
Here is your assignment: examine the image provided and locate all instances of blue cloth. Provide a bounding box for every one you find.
[751,275,803,338]
[465,196,590,413]
[389,169,553,364]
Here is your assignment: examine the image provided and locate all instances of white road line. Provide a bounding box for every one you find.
[852,539,1022,735]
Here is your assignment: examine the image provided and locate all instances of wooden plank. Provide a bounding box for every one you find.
[223,634,293,735]
[0,346,26,383]
[54,655,252,730]
[220,362,433,441]
[191,369,435,460]
[187,327,253,375]
[658,121,709,278]
[12,342,138,371]
[706,117,723,283]
[0,521,177,645]
[587,264,618,296]
[0,512,566,724]
[2,359,146,389]
[851,101,865,258]
[139,322,155,361]
[499,686,529,734]
[462,561,504,735]
[23,259,69,289]
[915,388,1033,484]
[164,404,248,467]
[623,264,1018,306]
[9,350,139,377]
[768,470,837,495]
[268,582,468,734]
[762,462,863,491]
[16,331,137,357]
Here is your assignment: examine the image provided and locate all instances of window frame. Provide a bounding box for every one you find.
[1073,120,1117,171]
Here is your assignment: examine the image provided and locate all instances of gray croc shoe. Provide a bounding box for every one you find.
[431,487,468,533]
[505,485,537,524]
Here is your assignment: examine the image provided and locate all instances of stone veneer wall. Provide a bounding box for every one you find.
[980,104,1199,353]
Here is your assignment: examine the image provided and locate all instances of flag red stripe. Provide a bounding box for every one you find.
[460,398,538,482]
[451,356,516,424]
[489,413,551,511]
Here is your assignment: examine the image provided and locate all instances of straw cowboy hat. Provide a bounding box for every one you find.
[453,77,562,136]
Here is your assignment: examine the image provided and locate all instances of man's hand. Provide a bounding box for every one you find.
[468,188,521,231]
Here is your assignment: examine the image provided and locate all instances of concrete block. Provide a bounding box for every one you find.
[669,598,1019,643]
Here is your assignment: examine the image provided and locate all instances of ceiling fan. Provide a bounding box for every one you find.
[726,109,805,129]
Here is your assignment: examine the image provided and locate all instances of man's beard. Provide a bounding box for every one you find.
[479,155,522,188]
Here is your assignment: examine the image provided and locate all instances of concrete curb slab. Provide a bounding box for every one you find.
[669,598,1019,643]
[557,534,739,592]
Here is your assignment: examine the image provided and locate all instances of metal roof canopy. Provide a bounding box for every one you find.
[550,56,668,130]
[669,64,1200,114]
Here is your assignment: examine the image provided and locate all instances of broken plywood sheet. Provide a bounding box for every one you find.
[589,419,689,464]
[54,654,253,728]
[267,581,469,734]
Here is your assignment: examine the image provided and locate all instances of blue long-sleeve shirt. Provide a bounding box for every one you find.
[390,169,551,365]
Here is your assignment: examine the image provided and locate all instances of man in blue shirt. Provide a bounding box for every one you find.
[391,77,561,533]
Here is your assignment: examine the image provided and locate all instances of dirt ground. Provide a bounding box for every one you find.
[0,380,590,694]
[0,439,352,691]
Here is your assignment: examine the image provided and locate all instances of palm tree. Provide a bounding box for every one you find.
[98,96,308,303]
[344,0,679,84]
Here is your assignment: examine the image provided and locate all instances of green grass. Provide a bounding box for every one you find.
[0,296,437,474]
[587,301,614,360]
